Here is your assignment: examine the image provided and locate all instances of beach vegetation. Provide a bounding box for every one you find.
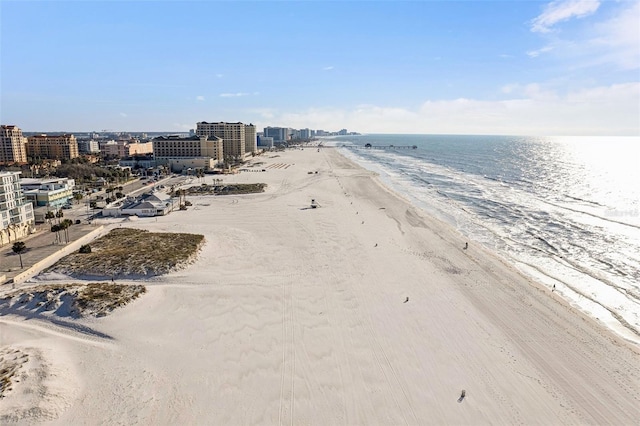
[0,282,146,318]
[181,183,266,195]
[47,228,204,278]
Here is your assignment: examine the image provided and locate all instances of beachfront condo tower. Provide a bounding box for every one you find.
[1,125,28,165]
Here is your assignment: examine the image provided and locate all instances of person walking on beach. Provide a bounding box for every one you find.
[464,242,468,250]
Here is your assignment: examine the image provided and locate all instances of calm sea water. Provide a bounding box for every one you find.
[328,134,640,344]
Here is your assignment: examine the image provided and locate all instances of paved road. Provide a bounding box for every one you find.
[0,222,98,285]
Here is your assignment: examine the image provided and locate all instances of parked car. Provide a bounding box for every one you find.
[62,204,73,209]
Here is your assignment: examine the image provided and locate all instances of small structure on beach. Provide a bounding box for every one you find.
[311,199,319,209]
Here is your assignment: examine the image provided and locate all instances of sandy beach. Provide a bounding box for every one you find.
[1,147,639,424]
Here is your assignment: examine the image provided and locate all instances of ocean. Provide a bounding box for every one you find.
[327,134,640,344]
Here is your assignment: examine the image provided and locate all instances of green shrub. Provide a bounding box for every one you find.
[79,244,92,254]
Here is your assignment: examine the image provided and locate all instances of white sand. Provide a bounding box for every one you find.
[1,147,639,424]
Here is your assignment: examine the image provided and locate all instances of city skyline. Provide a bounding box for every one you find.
[2,0,638,136]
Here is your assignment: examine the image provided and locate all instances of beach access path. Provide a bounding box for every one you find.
[1,146,639,424]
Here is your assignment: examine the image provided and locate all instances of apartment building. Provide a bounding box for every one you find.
[1,125,28,165]
[0,171,35,246]
[196,122,248,159]
[152,134,223,172]
[263,126,291,143]
[26,134,79,161]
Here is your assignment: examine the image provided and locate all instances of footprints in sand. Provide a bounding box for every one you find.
[0,346,77,423]
[0,347,29,398]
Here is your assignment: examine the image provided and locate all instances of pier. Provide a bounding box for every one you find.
[351,144,418,150]
[316,144,418,150]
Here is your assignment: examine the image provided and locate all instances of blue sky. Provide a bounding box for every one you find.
[1,0,638,135]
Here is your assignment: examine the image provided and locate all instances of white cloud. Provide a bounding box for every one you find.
[527,2,638,70]
[220,92,250,98]
[531,0,600,33]
[258,83,639,136]
[215,74,224,78]
[588,1,640,69]
[527,45,554,58]
[322,66,334,71]
[196,95,205,101]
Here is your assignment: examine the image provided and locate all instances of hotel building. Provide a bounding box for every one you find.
[26,134,79,161]
[196,122,252,159]
[152,134,223,172]
[1,125,28,165]
[0,171,35,247]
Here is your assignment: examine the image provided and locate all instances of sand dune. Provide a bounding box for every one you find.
[1,147,639,424]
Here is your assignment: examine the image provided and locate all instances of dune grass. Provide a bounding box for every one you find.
[49,228,205,278]
[1,282,147,319]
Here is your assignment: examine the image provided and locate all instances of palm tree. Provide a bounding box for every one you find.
[60,219,73,243]
[56,209,64,224]
[45,210,55,224]
[51,223,61,244]
[12,241,27,268]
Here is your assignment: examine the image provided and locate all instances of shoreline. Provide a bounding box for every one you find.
[336,143,640,347]
[1,146,639,424]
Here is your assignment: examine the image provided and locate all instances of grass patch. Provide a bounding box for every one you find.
[1,283,146,318]
[49,228,205,278]
[76,283,146,316]
[181,183,266,195]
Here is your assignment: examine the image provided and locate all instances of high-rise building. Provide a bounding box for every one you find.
[26,134,79,161]
[263,127,290,143]
[0,171,35,246]
[1,125,28,165]
[244,123,257,154]
[299,128,312,140]
[196,122,247,159]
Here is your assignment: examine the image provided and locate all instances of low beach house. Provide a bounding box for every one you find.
[103,191,174,218]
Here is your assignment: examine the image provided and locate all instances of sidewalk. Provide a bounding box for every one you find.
[0,222,99,285]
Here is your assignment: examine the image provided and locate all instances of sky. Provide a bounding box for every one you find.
[1,0,639,135]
